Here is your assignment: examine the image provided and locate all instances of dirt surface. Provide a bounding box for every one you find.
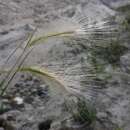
[0,0,130,130]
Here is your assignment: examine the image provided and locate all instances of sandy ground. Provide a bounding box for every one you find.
[0,0,130,130]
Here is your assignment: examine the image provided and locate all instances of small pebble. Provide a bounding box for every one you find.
[0,127,4,130]
[13,97,23,105]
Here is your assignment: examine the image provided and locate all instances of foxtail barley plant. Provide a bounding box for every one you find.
[0,13,119,124]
